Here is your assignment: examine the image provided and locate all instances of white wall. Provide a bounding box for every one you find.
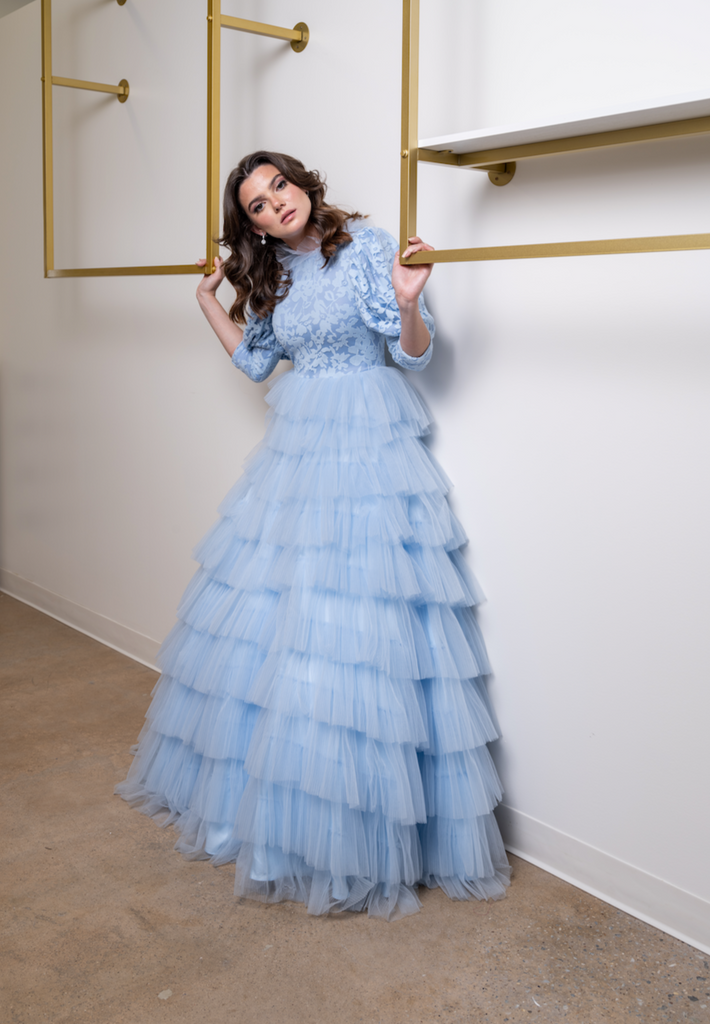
[1,0,709,950]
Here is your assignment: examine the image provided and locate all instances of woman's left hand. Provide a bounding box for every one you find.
[392,236,435,307]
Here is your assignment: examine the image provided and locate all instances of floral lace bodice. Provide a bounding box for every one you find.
[231,223,434,381]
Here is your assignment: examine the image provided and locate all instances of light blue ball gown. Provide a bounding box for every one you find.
[116,221,510,920]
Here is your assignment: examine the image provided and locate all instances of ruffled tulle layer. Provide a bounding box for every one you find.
[116,367,510,918]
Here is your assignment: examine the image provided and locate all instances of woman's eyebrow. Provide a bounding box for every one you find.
[248,174,283,212]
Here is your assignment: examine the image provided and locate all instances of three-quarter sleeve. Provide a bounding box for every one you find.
[231,312,289,382]
[346,224,435,371]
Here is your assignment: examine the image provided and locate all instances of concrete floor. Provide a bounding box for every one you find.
[1,592,708,1024]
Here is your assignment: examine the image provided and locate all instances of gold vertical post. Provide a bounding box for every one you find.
[206,0,221,273]
[400,0,419,258]
[41,0,54,275]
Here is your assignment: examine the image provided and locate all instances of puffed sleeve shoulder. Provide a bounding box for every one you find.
[231,312,289,382]
[346,224,435,371]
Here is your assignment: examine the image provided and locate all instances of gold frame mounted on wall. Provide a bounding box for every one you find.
[399,0,710,265]
[40,0,309,279]
[205,0,309,273]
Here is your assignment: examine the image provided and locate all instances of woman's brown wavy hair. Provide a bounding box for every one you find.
[219,151,365,324]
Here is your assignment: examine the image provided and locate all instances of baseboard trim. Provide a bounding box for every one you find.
[0,569,160,671]
[496,803,710,955]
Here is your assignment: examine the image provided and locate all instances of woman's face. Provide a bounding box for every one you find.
[239,164,312,249]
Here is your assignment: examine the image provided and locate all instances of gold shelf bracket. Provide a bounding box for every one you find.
[51,76,130,102]
[219,15,309,53]
[487,162,516,186]
[419,150,516,186]
[400,0,710,263]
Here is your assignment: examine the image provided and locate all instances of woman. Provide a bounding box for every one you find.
[116,151,510,920]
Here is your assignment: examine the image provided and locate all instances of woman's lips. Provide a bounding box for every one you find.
[281,209,296,224]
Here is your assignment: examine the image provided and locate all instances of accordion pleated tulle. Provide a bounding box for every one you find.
[115,366,510,919]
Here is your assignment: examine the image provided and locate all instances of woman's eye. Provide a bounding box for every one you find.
[275,178,287,191]
[254,202,264,213]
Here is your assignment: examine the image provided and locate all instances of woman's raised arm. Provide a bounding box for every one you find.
[392,236,435,359]
[195,257,244,358]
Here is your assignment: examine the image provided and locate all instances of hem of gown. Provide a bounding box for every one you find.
[113,781,511,921]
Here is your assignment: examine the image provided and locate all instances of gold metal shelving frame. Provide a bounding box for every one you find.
[399,0,710,265]
[205,1,309,272]
[40,0,196,278]
[41,0,309,279]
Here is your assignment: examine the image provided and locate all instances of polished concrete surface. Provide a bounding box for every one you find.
[1,592,708,1024]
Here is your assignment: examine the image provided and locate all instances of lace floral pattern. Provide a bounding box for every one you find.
[232,223,434,381]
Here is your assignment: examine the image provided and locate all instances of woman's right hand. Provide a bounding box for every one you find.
[196,256,226,304]
[194,256,244,357]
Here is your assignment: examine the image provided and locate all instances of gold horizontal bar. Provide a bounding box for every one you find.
[51,75,129,97]
[416,150,506,174]
[418,149,458,166]
[401,232,710,264]
[440,114,710,169]
[219,15,302,42]
[46,265,204,278]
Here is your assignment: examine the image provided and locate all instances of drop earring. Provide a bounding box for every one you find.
[261,234,266,246]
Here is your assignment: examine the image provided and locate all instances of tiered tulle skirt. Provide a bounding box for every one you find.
[116,366,510,919]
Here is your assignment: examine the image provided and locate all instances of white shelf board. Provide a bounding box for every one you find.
[419,90,710,154]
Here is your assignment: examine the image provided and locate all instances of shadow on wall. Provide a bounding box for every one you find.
[0,0,35,20]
